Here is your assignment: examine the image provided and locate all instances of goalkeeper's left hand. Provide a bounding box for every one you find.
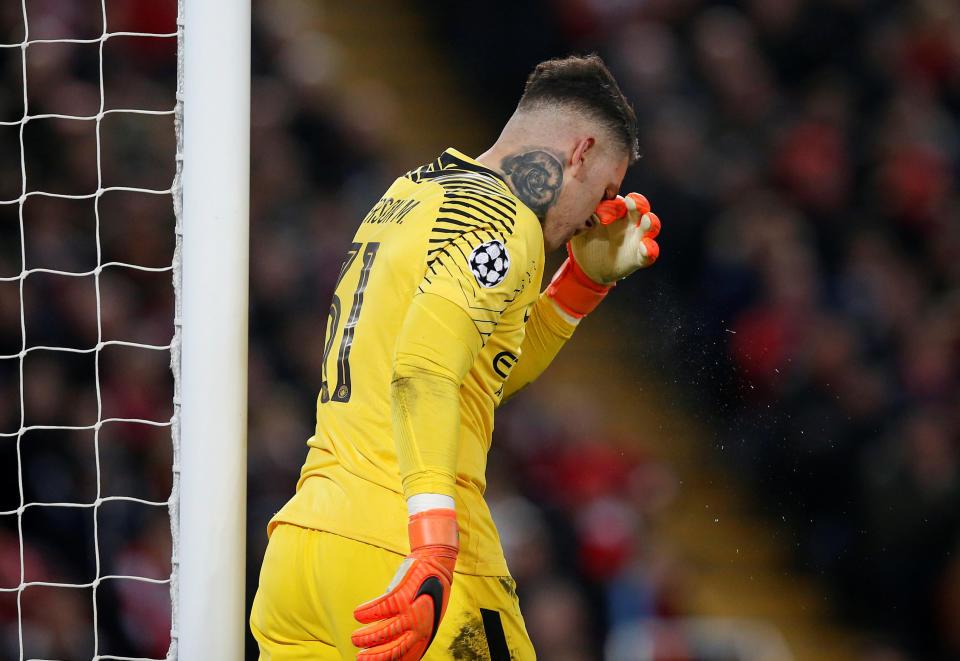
[351,508,458,661]
[571,192,661,286]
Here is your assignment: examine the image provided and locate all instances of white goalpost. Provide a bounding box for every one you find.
[0,0,250,658]
[176,0,250,658]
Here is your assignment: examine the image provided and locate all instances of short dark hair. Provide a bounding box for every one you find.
[518,54,640,163]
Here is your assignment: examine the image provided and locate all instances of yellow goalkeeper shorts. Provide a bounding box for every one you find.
[250,522,535,660]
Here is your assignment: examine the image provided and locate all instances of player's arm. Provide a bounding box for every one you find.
[500,193,662,404]
[351,292,480,661]
[499,292,578,404]
[353,219,523,661]
[391,292,481,501]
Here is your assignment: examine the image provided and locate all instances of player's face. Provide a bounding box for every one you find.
[541,147,629,252]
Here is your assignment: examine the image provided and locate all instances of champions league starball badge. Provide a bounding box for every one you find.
[468,240,510,288]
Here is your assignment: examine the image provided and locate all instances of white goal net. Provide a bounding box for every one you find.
[0,0,248,659]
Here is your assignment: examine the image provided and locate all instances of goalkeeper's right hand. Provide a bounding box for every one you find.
[352,508,459,661]
[571,192,661,286]
[546,192,661,318]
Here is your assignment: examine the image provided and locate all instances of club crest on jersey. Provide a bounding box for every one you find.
[468,240,510,288]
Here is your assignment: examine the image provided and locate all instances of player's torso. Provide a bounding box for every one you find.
[310,174,437,487]
[279,151,544,573]
[312,181,535,463]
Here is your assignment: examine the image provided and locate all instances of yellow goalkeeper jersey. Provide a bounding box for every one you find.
[272,149,545,576]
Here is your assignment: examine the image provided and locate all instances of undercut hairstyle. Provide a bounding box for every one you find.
[518,54,640,163]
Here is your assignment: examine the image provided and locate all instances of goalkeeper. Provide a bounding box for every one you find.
[250,54,661,661]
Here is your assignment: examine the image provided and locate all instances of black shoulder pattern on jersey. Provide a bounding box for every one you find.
[408,153,530,341]
[407,154,517,235]
[418,237,515,341]
[411,154,519,267]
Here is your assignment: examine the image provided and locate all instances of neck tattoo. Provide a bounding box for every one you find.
[500,149,564,219]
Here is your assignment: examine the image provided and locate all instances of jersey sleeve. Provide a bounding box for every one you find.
[392,293,481,500]
[499,292,578,404]
[417,181,532,343]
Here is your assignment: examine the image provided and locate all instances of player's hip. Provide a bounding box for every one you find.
[251,523,534,660]
[271,469,511,576]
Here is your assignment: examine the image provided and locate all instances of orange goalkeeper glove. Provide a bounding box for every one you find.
[546,193,661,318]
[352,508,459,661]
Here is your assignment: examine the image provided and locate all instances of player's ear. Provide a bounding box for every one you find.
[569,137,595,178]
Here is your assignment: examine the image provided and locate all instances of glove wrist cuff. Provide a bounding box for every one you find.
[409,508,459,553]
[545,250,613,319]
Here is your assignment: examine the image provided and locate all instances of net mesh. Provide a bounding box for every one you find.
[0,0,180,658]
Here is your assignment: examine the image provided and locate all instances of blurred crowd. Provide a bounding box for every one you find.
[0,1,958,660]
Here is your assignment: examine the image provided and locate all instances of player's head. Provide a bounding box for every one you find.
[517,54,639,165]
[480,54,639,252]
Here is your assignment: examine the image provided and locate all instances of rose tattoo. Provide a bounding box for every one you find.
[501,150,564,218]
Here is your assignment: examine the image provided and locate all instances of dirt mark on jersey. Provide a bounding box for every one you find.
[497,577,518,602]
[447,613,519,660]
[447,616,490,660]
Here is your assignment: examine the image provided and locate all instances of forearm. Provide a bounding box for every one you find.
[392,363,461,498]
[500,291,578,403]
[392,293,481,500]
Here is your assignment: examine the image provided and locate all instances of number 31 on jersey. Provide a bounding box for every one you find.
[320,241,379,403]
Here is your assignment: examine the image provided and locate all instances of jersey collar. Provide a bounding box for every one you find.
[440,148,509,188]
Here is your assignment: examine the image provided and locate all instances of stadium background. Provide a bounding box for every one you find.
[0,0,958,659]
